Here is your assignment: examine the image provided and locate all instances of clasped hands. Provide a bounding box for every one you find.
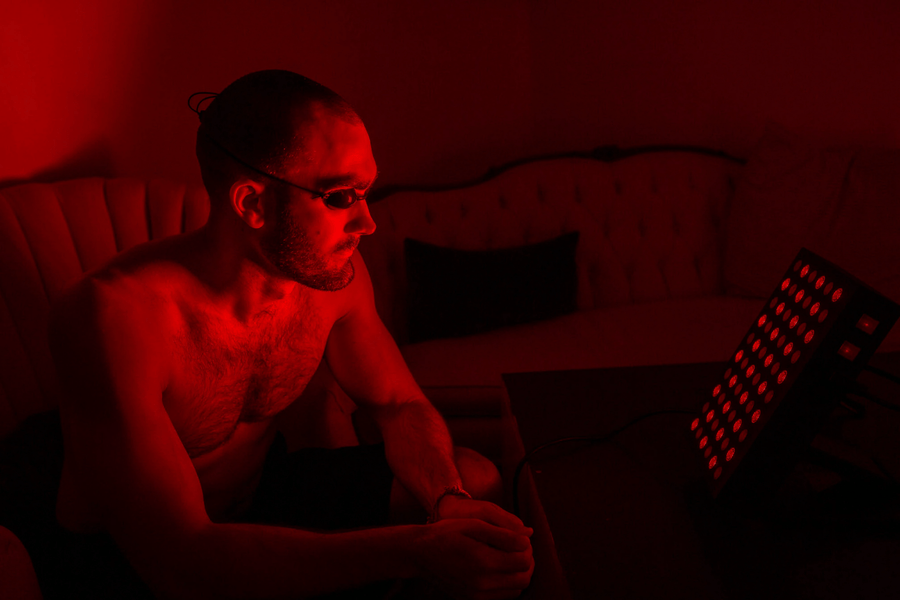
[420,494,534,600]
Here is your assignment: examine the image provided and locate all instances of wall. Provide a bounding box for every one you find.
[2,0,899,191]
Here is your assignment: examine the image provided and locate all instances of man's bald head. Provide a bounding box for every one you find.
[195,70,361,204]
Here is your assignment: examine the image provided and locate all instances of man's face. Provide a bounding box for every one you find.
[259,107,377,291]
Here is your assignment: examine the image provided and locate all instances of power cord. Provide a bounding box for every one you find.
[511,409,695,517]
[862,363,900,387]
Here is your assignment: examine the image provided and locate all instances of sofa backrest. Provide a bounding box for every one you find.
[0,178,210,437]
[360,152,743,345]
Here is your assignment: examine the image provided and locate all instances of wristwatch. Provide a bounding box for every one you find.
[427,484,473,524]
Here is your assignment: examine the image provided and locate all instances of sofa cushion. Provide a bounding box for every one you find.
[724,123,900,306]
[400,295,768,392]
[404,231,579,343]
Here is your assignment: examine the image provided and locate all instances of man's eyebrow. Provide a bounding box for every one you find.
[317,169,379,190]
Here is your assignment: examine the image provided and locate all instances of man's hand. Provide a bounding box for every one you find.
[437,496,531,537]
[412,518,534,600]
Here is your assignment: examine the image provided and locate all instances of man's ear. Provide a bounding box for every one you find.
[229,179,268,229]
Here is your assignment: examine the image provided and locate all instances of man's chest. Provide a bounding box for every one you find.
[166,300,334,457]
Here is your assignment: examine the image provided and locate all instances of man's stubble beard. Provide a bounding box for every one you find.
[260,196,355,292]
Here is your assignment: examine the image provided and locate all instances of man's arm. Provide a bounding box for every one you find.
[49,277,425,599]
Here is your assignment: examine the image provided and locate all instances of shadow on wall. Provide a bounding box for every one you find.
[0,139,116,191]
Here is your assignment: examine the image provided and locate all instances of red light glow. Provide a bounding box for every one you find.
[778,370,788,384]
[739,392,749,404]
[752,409,761,423]
[816,276,825,289]
[758,381,768,395]
[716,428,725,441]
[789,316,799,329]
[770,327,779,341]
[726,447,736,461]
[795,289,804,303]
[805,330,815,343]
[706,410,715,422]
[782,278,791,290]
[752,339,761,352]
[699,436,708,449]
[746,365,755,378]
[713,384,722,396]
[722,400,732,413]
[735,350,744,362]
[691,418,699,431]
[733,419,742,432]
[709,456,717,469]
[832,288,843,302]
[764,354,774,367]
[810,302,820,316]
[784,342,793,355]
[758,315,767,327]
[729,375,738,388]
[776,302,785,315]
[801,264,809,277]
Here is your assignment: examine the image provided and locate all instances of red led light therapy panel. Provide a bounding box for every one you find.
[691,248,900,502]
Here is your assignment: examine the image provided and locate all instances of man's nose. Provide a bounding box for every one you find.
[346,200,376,236]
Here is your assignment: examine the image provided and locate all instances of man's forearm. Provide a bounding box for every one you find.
[151,521,422,600]
[376,399,463,512]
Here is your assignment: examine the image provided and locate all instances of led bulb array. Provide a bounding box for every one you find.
[692,248,900,502]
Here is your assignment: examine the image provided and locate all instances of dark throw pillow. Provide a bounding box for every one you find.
[404,231,580,343]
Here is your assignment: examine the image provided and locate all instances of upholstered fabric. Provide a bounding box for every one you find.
[361,152,742,345]
[400,295,767,390]
[725,122,900,306]
[0,178,210,438]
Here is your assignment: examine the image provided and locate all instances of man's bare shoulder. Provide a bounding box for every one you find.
[49,235,198,380]
[57,235,197,322]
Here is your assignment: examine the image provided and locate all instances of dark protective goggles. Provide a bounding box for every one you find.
[203,133,367,209]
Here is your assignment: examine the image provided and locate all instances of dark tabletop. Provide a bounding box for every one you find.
[503,352,900,600]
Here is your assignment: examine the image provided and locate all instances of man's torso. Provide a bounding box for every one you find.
[56,233,350,530]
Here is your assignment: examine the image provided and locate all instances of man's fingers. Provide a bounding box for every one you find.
[477,504,529,534]
[463,521,532,553]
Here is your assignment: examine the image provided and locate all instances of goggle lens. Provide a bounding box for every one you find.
[323,189,364,209]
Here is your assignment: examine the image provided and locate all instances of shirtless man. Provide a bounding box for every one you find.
[48,70,534,599]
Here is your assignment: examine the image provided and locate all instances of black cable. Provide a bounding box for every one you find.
[511,409,695,517]
[862,364,900,387]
